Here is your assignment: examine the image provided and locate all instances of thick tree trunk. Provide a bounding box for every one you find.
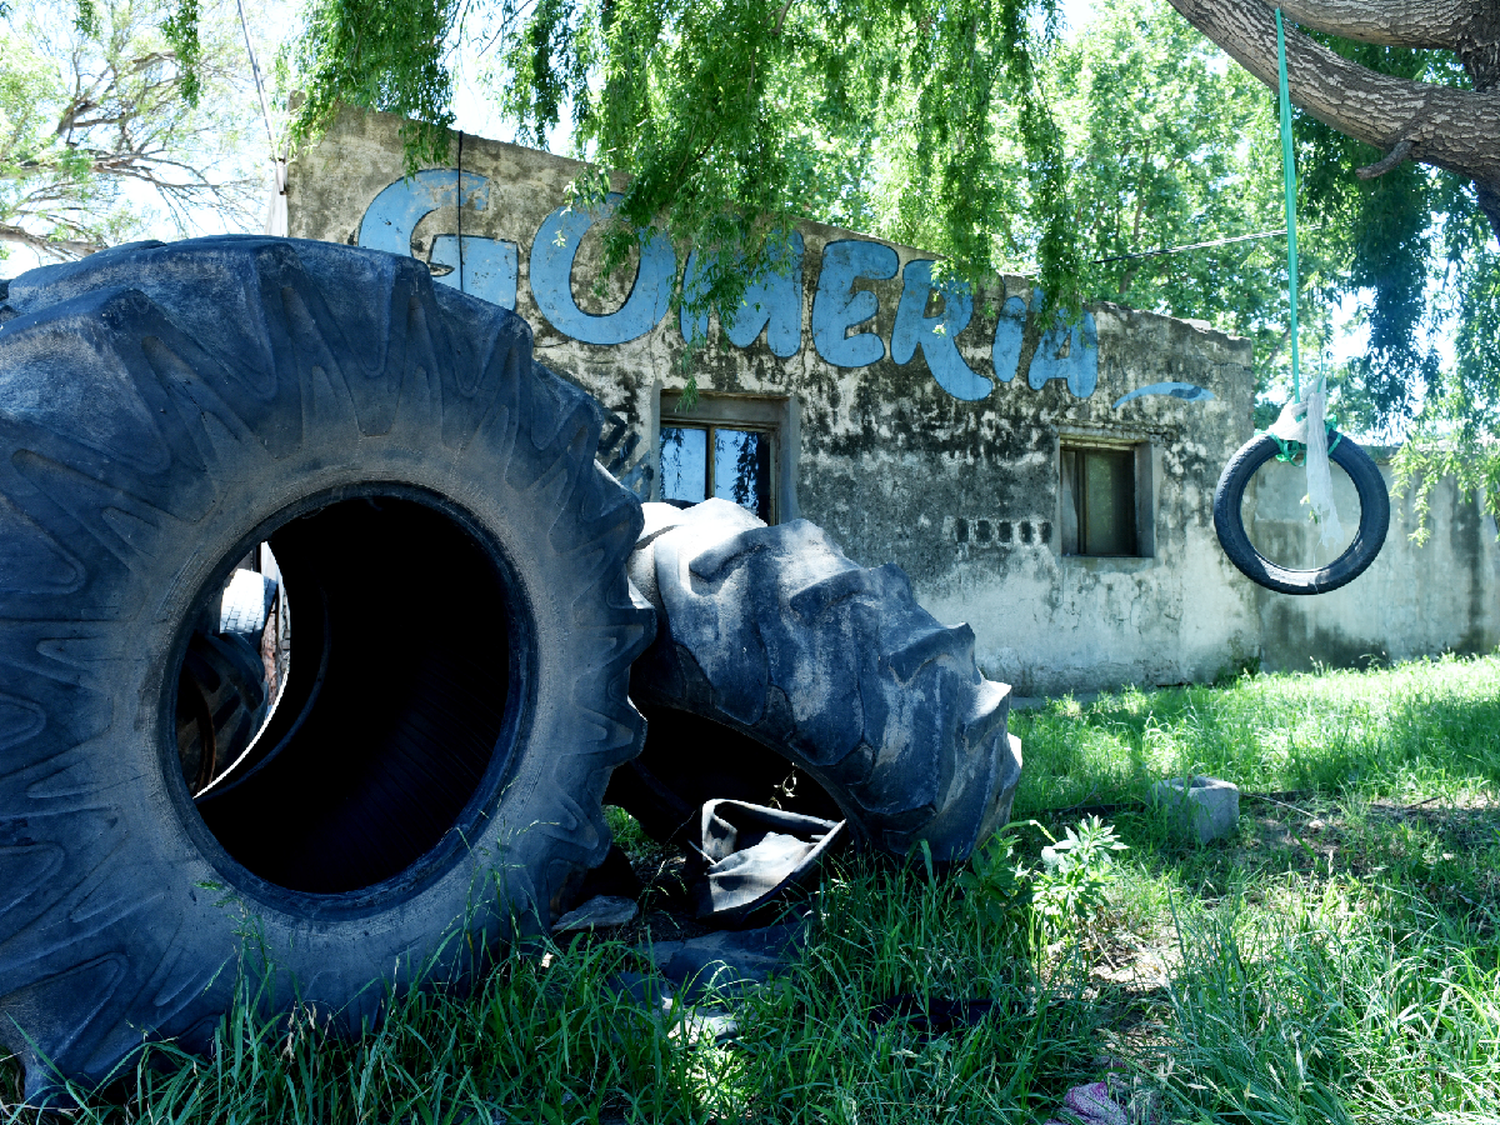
[1165,0,1500,237]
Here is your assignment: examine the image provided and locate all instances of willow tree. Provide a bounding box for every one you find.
[284,0,1089,334]
[1168,0,1499,233]
[1150,0,1499,534]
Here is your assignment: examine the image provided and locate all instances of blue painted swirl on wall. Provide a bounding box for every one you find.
[1113,382,1215,409]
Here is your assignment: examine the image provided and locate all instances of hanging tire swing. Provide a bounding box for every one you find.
[1214,432,1390,595]
[1213,7,1388,595]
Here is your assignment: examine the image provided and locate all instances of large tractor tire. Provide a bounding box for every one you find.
[0,237,652,1101]
[616,499,1021,861]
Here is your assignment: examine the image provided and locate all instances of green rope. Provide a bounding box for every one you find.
[1276,7,1301,408]
[1271,421,1341,465]
[1266,8,1340,464]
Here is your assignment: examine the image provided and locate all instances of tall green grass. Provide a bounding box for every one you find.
[1162,882,1500,1123]
[4,654,1500,1123]
[1,866,1099,1124]
[719,861,1103,1122]
[5,937,728,1124]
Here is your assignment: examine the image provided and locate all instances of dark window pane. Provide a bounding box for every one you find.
[660,426,707,504]
[1061,446,1137,556]
[1082,448,1135,555]
[713,427,772,522]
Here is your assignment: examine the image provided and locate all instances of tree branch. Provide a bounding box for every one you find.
[1165,0,1500,192]
[0,223,104,259]
[772,0,796,35]
[1356,136,1413,177]
[1271,0,1480,49]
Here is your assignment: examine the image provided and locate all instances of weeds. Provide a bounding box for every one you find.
[957,816,1127,951]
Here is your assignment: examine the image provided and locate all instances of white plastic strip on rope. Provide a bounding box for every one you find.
[1266,386,1344,548]
[263,159,288,237]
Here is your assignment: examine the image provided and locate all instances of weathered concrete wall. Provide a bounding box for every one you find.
[288,108,1498,694]
[1251,454,1500,672]
[912,307,1259,694]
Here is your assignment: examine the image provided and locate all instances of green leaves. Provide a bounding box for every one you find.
[290,0,461,174]
[1034,815,1128,931]
[162,0,202,106]
[958,816,1128,950]
[287,0,1077,324]
[72,0,97,35]
[1,0,264,263]
[1045,0,1296,390]
[956,829,1034,932]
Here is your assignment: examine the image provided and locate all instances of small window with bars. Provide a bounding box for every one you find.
[1060,443,1141,556]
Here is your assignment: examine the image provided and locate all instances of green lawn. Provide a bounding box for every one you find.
[5,655,1500,1123]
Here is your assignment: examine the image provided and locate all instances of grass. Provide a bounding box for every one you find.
[5,653,1500,1123]
[1011,653,1500,811]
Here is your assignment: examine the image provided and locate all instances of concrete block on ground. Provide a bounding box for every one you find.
[1152,775,1239,844]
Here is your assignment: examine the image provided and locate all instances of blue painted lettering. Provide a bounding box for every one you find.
[1028,292,1098,398]
[891,260,991,401]
[429,235,518,309]
[1113,382,1214,408]
[530,193,675,345]
[991,292,1098,399]
[812,240,898,368]
[356,177,1100,403]
[358,171,521,308]
[990,295,1027,383]
[680,232,803,356]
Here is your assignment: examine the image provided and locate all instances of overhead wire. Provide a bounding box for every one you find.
[235,0,287,235]
[1092,226,1317,264]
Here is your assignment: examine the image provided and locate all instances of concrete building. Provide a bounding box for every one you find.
[288,107,1499,694]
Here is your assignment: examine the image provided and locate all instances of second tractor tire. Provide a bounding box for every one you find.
[618,499,1021,862]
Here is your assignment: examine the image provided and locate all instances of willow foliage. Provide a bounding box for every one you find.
[289,0,462,170]
[287,0,1078,321]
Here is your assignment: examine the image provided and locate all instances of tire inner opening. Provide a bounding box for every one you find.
[1243,457,1359,568]
[190,496,515,894]
[606,703,844,842]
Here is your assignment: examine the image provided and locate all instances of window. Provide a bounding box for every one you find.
[1060,441,1149,556]
[657,393,795,524]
